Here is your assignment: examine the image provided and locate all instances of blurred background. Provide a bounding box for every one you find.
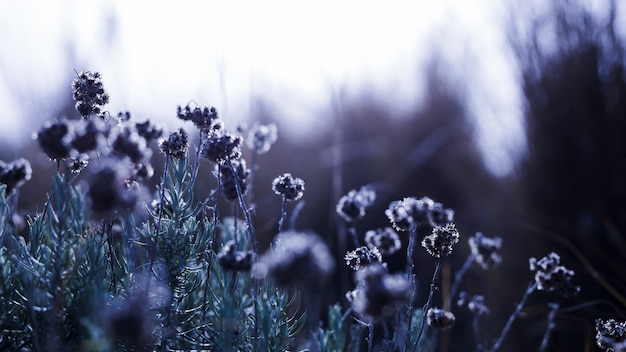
[2,0,626,350]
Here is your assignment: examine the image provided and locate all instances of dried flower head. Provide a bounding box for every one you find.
[421,223,460,258]
[336,186,376,223]
[0,158,32,194]
[86,162,138,215]
[272,173,305,201]
[218,159,250,202]
[112,129,151,163]
[255,231,334,288]
[247,123,278,154]
[218,240,255,272]
[344,246,382,270]
[469,232,503,270]
[36,120,73,160]
[457,292,490,316]
[159,128,189,159]
[347,263,411,322]
[70,118,109,154]
[135,120,163,143]
[72,71,109,117]
[200,129,242,163]
[385,196,433,231]
[364,227,401,256]
[529,252,580,297]
[67,154,90,174]
[596,318,626,352]
[427,308,456,330]
[427,201,455,227]
[177,104,219,131]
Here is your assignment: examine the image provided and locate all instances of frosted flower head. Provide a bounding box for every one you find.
[135,120,163,143]
[217,158,250,202]
[427,202,455,227]
[36,120,73,160]
[72,71,109,117]
[86,161,138,216]
[0,158,32,194]
[255,231,334,288]
[247,123,278,154]
[385,196,433,231]
[344,246,382,270]
[596,318,626,352]
[364,227,401,256]
[177,104,219,132]
[348,263,411,322]
[421,223,460,258]
[469,232,503,270]
[112,128,151,164]
[272,173,305,201]
[427,308,456,330]
[529,252,580,297]
[217,240,255,272]
[200,129,242,163]
[159,128,189,159]
[70,118,110,154]
[457,292,490,316]
[336,186,376,223]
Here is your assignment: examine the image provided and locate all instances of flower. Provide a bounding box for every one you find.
[218,159,250,202]
[457,292,490,316]
[135,120,163,143]
[177,104,218,132]
[529,252,580,297]
[364,227,401,256]
[159,128,189,159]
[344,246,382,270]
[336,186,376,223]
[200,128,242,163]
[427,308,456,330]
[385,196,432,231]
[247,123,278,154]
[36,120,73,160]
[86,161,138,216]
[347,263,410,322]
[427,201,455,227]
[112,128,151,164]
[596,318,626,352]
[469,232,503,270]
[217,240,255,272]
[0,158,32,194]
[71,71,109,117]
[255,231,334,288]
[272,173,305,201]
[421,223,460,258]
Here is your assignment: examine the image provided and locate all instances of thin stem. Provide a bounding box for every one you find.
[446,253,477,310]
[488,281,538,352]
[348,224,359,247]
[288,200,305,231]
[367,323,374,352]
[412,256,443,352]
[405,224,417,349]
[539,303,559,352]
[150,155,170,279]
[278,196,287,234]
[472,314,482,351]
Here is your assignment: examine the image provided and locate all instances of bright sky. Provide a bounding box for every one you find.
[3,0,612,176]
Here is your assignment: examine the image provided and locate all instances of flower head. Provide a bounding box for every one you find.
[218,159,250,202]
[336,186,376,223]
[36,120,73,160]
[200,128,242,163]
[86,161,139,216]
[457,292,490,316]
[135,120,163,143]
[469,232,503,270]
[427,308,456,330]
[596,318,626,352]
[344,246,382,270]
[159,128,189,159]
[255,231,334,288]
[529,252,580,297]
[112,128,151,164]
[364,227,401,256]
[247,123,278,154]
[0,158,32,194]
[177,104,219,132]
[421,223,460,258]
[347,263,411,322]
[272,173,305,201]
[218,240,255,272]
[72,71,109,117]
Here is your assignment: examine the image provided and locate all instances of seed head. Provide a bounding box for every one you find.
[86,162,138,216]
[159,128,189,159]
[469,232,503,269]
[218,240,255,272]
[218,159,250,202]
[421,223,460,258]
[596,318,626,352]
[427,308,456,330]
[0,158,32,194]
[200,129,242,163]
[457,292,490,316]
[247,123,278,154]
[344,246,382,270]
[112,129,151,163]
[364,227,401,256]
[272,173,305,201]
[36,120,72,160]
[177,104,219,132]
[336,186,376,223]
[71,71,109,117]
[135,120,163,143]
[529,252,580,297]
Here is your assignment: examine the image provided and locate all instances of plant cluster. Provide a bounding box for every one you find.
[0,71,622,351]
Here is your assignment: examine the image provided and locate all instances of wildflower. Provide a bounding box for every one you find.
[255,231,334,288]
[336,186,376,223]
[421,223,460,258]
[135,120,163,143]
[427,201,455,227]
[457,292,490,316]
[247,123,278,154]
[347,263,411,322]
[36,120,73,160]
[469,232,503,270]
[71,71,109,117]
[159,128,189,160]
[218,159,250,202]
[596,318,626,352]
[529,252,580,297]
[177,104,218,131]
[67,154,89,174]
[272,173,305,201]
[385,196,433,231]
[344,246,382,270]
[0,158,32,194]
[200,128,242,163]
[112,128,151,164]
[364,227,401,256]
[218,240,255,272]
[70,118,109,154]
[426,308,456,330]
[86,162,138,215]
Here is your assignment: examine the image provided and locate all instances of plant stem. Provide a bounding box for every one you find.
[446,253,476,310]
[405,224,417,348]
[412,255,443,352]
[539,303,559,352]
[278,196,286,234]
[488,281,538,352]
